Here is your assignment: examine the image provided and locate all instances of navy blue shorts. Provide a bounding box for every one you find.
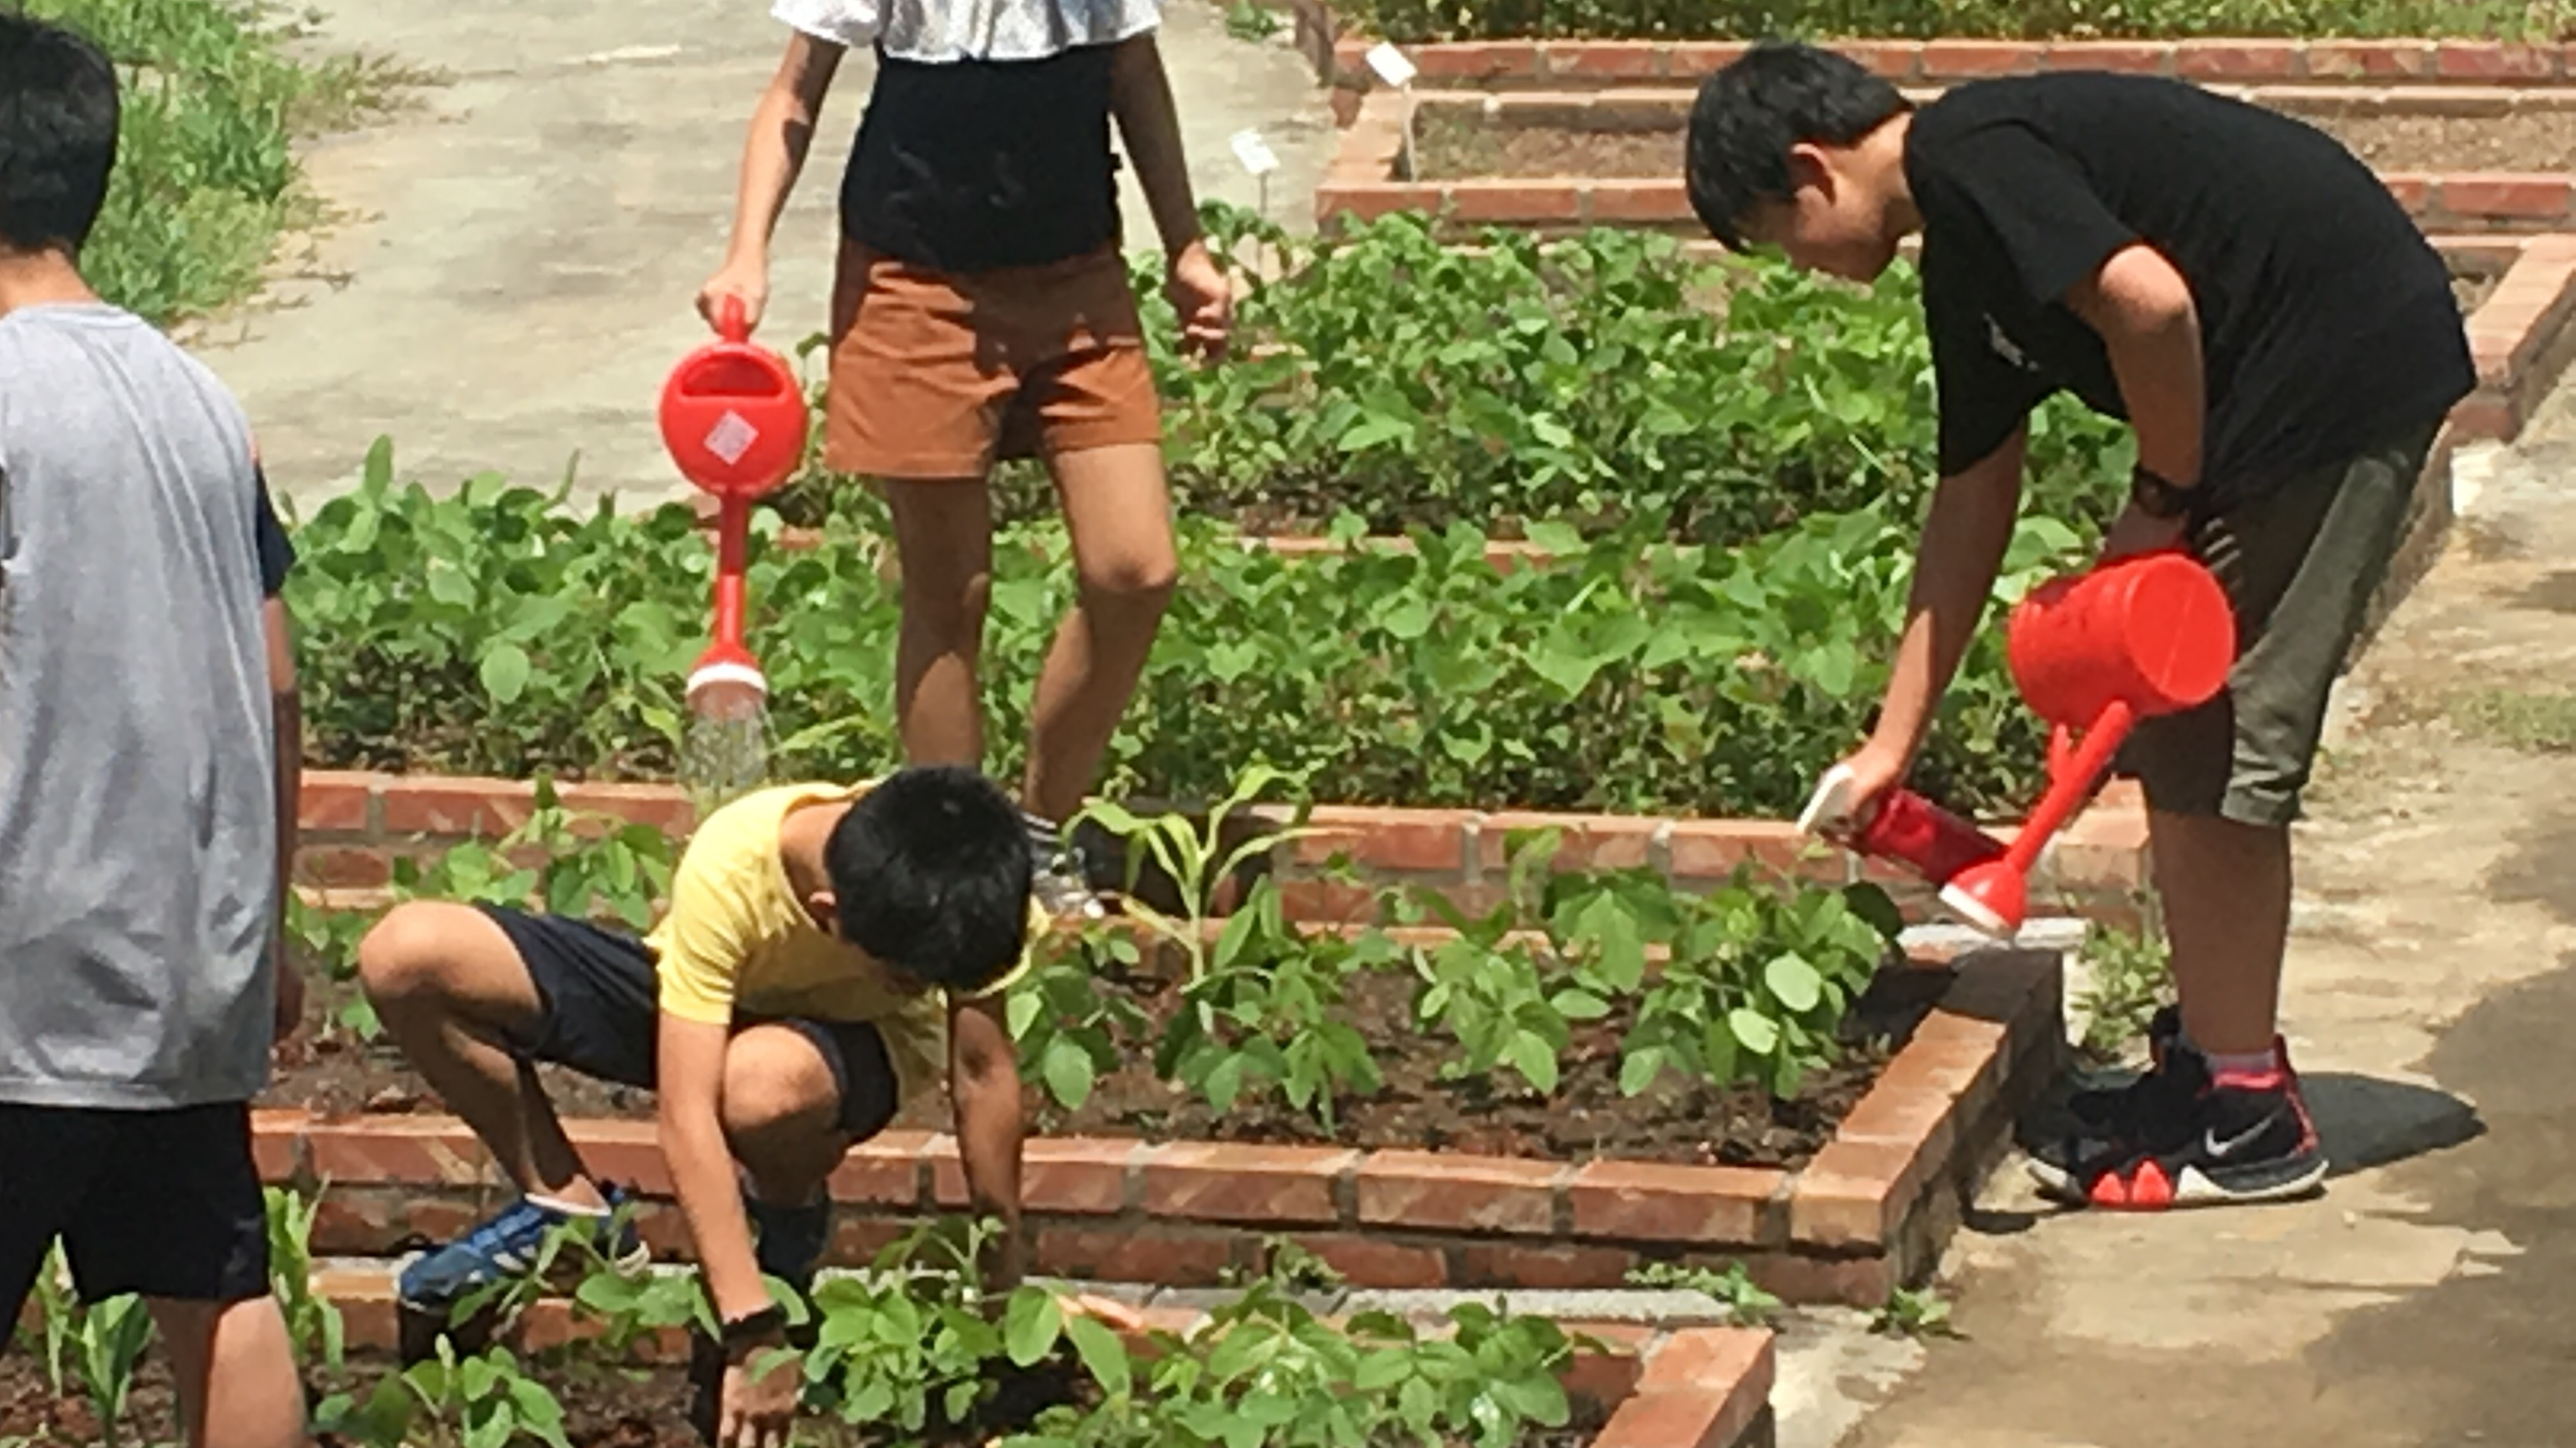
[478,905,901,1141]
[0,1102,270,1315]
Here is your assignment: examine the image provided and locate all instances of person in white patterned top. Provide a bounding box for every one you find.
[699,0,1229,942]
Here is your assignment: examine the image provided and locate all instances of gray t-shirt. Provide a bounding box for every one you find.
[0,302,291,1109]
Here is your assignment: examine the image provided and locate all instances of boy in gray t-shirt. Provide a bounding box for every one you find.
[0,17,309,1447]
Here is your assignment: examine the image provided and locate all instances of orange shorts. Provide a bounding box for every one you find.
[823,240,1164,480]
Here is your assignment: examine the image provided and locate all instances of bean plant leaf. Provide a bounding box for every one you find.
[1004,1288,1064,1367]
[479,643,532,704]
[1728,1006,1781,1056]
[1041,1036,1097,1110]
[1064,1314,1131,1399]
[1765,953,1824,1013]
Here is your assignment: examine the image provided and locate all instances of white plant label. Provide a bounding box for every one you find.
[1230,128,1280,177]
[705,410,758,466]
[1365,42,1417,88]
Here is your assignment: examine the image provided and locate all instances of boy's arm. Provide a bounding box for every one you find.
[267,594,304,1040]
[699,31,845,333]
[1841,426,2029,802]
[656,1013,775,1325]
[948,992,1027,1290]
[2065,243,2206,553]
[1108,33,1230,358]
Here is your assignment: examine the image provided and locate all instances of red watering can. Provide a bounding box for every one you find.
[1802,550,2235,937]
[657,297,809,712]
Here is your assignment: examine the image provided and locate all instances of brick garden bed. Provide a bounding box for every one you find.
[257,942,2060,1307]
[290,767,2157,932]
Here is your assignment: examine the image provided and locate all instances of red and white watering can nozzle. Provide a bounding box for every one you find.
[657,295,811,708]
[1804,549,2235,939]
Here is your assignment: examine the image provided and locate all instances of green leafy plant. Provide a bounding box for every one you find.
[318,1339,573,1448]
[1610,870,1901,1101]
[1406,831,1610,1098]
[2074,913,2174,1063]
[1872,1285,1960,1341]
[1151,879,1395,1130]
[1627,1260,1783,1328]
[16,1244,77,1400]
[265,1185,345,1368]
[1224,0,1284,39]
[68,1293,155,1447]
[1009,935,1151,1113]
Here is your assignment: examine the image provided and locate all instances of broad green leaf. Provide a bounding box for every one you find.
[1004,1288,1063,1367]
[479,643,532,704]
[1765,953,1824,1013]
[1728,1006,1782,1056]
[1042,1036,1098,1110]
[1064,1314,1131,1399]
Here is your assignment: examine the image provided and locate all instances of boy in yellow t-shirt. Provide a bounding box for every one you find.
[357,766,1044,1444]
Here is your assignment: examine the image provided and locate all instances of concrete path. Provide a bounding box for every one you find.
[1786,376,2576,1447]
[191,0,1337,512]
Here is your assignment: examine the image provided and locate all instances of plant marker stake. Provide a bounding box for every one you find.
[1230,128,1282,273]
[1367,43,1418,181]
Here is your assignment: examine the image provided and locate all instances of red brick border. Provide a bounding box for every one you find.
[1320,36,2576,93]
[291,767,2155,932]
[300,1262,1775,1448]
[260,943,2061,1306]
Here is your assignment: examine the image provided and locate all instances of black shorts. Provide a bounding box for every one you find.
[480,905,900,1140]
[0,1102,270,1314]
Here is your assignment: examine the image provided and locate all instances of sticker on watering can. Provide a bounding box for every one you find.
[705,410,759,466]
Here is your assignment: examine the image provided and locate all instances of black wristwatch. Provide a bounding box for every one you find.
[720,1305,788,1355]
[2129,463,2200,521]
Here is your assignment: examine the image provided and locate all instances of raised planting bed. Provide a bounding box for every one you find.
[6,1245,1776,1448]
[1319,38,2576,98]
[1322,86,2576,236]
[254,934,2063,1306]
[283,767,2157,935]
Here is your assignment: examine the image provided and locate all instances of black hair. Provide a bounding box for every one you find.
[1686,40,1909,252]
[0,13,119,256]
[828,766,1034,993]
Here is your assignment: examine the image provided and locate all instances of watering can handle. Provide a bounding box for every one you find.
[717,295,749,346]
[2048,724,2077,781]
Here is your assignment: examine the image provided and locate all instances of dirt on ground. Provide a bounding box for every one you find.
[1413,107,2576,181]
[262,956,1950,1169]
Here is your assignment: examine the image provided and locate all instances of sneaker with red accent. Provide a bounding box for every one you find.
[2030,1058,2327,1210]
[2067,1008,2308,1130]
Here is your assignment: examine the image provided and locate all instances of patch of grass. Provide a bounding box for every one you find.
[2074,912,2173,1065]
[2453,688,2576,754]
[25,0,412,326]
[1349,0,2576,44]
[1627,1261,1783,1328]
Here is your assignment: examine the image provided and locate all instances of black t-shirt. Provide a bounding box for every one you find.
[252,466,295,598]
[1908,73,2474,507]
[842,43,1124,274]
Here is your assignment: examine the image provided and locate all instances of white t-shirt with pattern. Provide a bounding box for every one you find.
[772,0,1160,65]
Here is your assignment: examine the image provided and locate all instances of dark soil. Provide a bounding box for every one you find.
[261,957,1946,1170]
[1413,107,2576,181]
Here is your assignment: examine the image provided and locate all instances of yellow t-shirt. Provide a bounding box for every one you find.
[645,780,1039,1101]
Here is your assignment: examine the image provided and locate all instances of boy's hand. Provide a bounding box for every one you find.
[1822,737,1913,838]
[718,1339,800,1448]
[2098,501,2189,562]
[697,258,770,335]
[1166,239,1232,361]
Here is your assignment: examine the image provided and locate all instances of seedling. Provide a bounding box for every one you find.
[1627,1260,1783,1328]
[1872,1286,1960,1340]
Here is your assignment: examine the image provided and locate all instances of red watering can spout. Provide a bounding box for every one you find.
[1803,550,2235,939]
[1939,549,2234,936]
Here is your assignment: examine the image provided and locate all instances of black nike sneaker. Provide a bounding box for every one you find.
[2030,1057,2327,1210]
[2067,1004,2186,1127]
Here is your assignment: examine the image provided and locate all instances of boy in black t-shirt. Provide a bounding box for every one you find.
[1686,42,2474,1211]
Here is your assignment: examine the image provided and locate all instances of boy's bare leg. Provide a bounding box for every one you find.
[1024,442,1179,825]
[883,478,998,771]
[151,1295,306,1448]
[718,1026,851,1205]
[357,902,597,1204]
[2150,810,2293,1060]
